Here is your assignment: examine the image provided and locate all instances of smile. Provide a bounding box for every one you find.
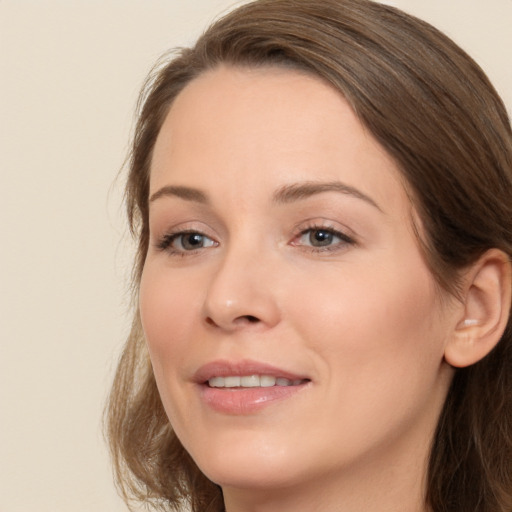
[194,360,311,414]
[208,375,307,388]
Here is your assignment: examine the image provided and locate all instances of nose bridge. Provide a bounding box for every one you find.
[202,232,280,330]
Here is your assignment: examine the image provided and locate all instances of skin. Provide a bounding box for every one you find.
[140,66,463,512]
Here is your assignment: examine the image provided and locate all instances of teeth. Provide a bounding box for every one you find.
[208,376,225,387]
[208,375,300,388]
[260,375,276,387]
[240,375,260,387]
[224,376,240,387]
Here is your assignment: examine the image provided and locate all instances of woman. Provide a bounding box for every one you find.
[106,0,512,511]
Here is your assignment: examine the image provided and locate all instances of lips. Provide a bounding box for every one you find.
[193,360,311,414]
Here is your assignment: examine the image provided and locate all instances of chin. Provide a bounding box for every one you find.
[186,430,306,490]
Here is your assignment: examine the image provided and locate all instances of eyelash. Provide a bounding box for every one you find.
[155,224,355,256]
[156,231,217,256]
[292,223,355,253]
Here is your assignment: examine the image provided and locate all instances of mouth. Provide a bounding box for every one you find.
[194,360,311,414]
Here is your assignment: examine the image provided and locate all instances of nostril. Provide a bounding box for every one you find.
[204,314,262,328]
[234,314,261,325]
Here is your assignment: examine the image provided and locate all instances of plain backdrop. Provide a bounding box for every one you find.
[1,1,511,511]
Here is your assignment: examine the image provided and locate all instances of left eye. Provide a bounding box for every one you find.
[297,228,352,248]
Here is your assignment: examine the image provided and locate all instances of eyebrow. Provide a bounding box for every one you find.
[272,181,382,211]
[149,185,209,204]
[149,180,382,211]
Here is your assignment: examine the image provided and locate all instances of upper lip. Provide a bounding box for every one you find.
[193,359,309,384]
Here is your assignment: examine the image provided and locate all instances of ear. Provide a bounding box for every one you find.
[444,249,512,368]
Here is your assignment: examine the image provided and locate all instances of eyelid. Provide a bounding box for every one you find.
[160,231,215,249]
[292,218,355,239]
[153,222,219,255]
[290,220,356,252]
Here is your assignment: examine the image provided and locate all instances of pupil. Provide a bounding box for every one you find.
[184,233,203,249]
[311,230,332,246]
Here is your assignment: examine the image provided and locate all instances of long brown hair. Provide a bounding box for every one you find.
[105,1,512,511]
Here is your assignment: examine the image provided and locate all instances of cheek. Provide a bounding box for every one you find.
[138,263,210,437]
[282,261,450,459]
[139,264,200,380]
[289,255,447,392]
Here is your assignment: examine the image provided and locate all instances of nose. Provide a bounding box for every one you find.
[202,244,281,332]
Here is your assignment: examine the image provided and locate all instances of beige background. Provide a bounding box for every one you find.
[1,1,510,511]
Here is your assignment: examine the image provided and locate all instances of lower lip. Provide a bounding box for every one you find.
[199,383,308,414]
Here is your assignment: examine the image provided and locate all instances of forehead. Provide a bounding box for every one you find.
[150,65,410,216]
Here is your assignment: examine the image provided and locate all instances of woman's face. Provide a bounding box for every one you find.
[140,66,457,500]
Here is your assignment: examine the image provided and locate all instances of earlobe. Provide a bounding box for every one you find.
[444,249,512,368]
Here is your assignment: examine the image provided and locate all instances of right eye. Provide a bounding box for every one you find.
[157,231,217,254]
